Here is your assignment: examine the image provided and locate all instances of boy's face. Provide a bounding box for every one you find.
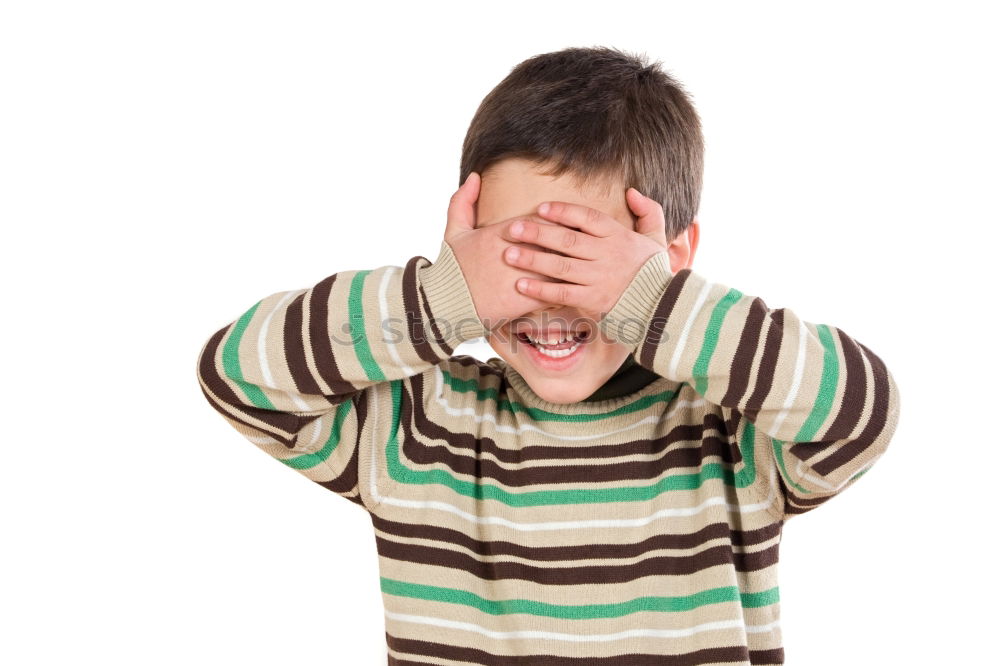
[476,157,645,404]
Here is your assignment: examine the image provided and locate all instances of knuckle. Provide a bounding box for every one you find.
[556,256,571,276]
[557,285,571,303]
[561,229,576,249]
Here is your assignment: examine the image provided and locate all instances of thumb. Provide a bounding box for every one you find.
[626,187,667,247]
[444,171,481,241]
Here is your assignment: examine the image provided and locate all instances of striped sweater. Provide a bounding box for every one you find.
[196,240,900,665]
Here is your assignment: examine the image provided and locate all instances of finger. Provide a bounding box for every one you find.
[504,245,597,285]
[504,218,600,260]
[625,187,668,245]
[444,172,481,240]
[514,277,588,309]
[535,200,619,238]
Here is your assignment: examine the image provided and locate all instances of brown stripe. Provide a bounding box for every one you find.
[810,337,891,476]
[306,273,358,396]
[449,354,505,377]
[375,535,777,584]
[402,374,737,485]
[197,324,299,446]
[386,633,752,665]
[639,268,691,368]
[417,269,454,357]
[783,502,815,516]
[370,513,781,566]
[785,493,831,508]
[741,309,784,424]
[315,393,366,497]
[787,326,867,462]
[749,647,785,664]
[387,657,438,666]
[403,256,442,365]
[413,370,699,464]
[281,289,329,400]
[721,296,769,408]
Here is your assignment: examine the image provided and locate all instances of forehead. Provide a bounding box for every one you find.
[476,158,635,230]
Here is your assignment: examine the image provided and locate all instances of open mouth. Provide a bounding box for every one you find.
[514,329,591,364]
[516,330,589,357]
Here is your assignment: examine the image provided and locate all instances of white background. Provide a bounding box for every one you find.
[2,1,996,664]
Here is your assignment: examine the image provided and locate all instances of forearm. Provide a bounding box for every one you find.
[196,240,487,449]
[600,253,901,507]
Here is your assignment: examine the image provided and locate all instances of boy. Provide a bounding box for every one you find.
[196,46,900,665]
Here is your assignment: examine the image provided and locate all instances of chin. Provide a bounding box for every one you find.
[487,321,625,404]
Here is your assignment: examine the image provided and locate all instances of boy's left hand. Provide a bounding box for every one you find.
[500,188,671,320]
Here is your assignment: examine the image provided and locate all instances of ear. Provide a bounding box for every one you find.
[666,217,700,272]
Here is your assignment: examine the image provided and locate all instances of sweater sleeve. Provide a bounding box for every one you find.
[599,251,901,523]
[195,240,487,511]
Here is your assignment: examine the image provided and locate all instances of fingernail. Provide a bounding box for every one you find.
[511,221,523,236]
[507,247,520,261]
[517,278,528,291]
[538,202,550,215]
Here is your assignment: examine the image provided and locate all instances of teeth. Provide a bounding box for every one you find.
[526,333,573,345]
[534,342,581,358]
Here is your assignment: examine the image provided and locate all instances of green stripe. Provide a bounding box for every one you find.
[733,418,759,488]
[385,381,760,507]
[692,288,743,396]
[442,371,502,401]
[380,577,778,618]
[347,270,385,381]
[442,369,683,422]
[794,323,839,442]
[280,399,354,470]
[771,438,812,494]
[221,300,276,410]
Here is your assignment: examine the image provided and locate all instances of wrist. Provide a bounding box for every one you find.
[599,251,672,348]
[417,240,489,350]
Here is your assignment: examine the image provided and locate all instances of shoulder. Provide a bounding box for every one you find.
[446,353,507,376]
[432,354,507,390]
[405,354,508,411]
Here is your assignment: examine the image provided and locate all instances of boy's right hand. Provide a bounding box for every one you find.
[444,171,553,332]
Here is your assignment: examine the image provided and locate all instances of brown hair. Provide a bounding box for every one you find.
[460,45,704,241]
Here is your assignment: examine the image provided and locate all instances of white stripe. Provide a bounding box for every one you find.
[373,475,780,532]
[433,365,704,442]
[245,419,323,449]
[306,415,324,447]
[256,289,311,412]
[795,455,835,491]
[668,280,714,381]
[767,317,809,439]
[368,380,785,644]
[384,610,780,642]
[795,452,880,493]
[378,267,415,376]
[369,381,781,531]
